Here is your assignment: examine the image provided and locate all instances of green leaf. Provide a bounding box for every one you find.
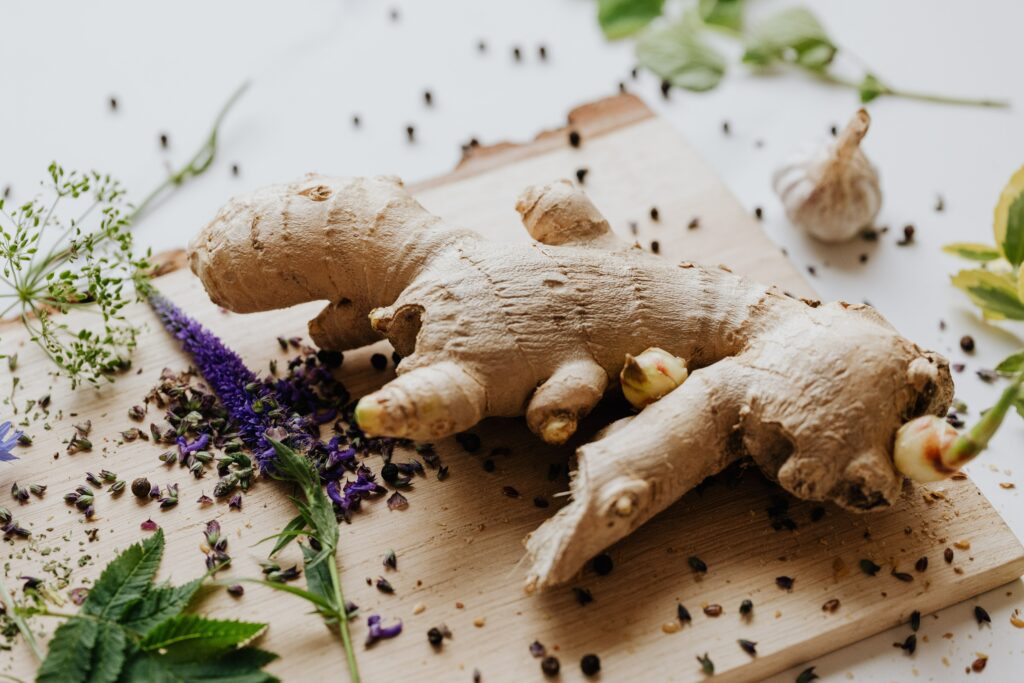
[83,529,164,620]
[36,618,99,683]
[597,0,665,40]
[1002,191,1024,266]
[996,351,1024,374]
[300,542,340,622]
[120,578,202,635]
[118,648,278,683]
[699,0,744,30]
[267,514,306,557]
[742,7,837,70]
[85,623,127,683]
[267,440,337,554]
[636,19,727,92]
[140,615,267,660]
[859,73,886,103]
[224,578,337,613]
[951,269,1024,320]
[942,242,1002,262]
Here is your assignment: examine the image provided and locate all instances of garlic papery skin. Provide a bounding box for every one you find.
[893,415,960,483]
[773,109,882,243]
[620,347,688,409]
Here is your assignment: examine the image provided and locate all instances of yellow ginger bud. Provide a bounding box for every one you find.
[620,347,688,409]
[893,415,960,483]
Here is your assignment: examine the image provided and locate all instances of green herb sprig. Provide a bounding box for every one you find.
[942,166,1024,458]
[0,82,248,389]
[234,439,361,682]
[1,528,278,682]
[601,0,1008,107]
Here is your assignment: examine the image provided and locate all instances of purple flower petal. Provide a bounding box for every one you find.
[365,613,403,645]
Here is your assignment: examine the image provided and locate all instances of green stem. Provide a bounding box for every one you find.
[0,572,43,662]
[947,371,1024,465]
[129,80,250,223]
[328,558,361,683]
[812,69,1009,108]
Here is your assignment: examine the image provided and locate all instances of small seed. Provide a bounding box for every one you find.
[703,604,722,617]
[860,559,881,576]
[822,598,840,613]
[975,605,991,625]
[944,547,954,563]
[910,610,921,631]
[960,336,975,353]
[775,576,794,590]
[541,656,560,676]
[580,653,601,677]
[738,639,757,656]
[915,557,928,572]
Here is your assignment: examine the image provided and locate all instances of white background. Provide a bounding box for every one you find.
[3,1,1023,680]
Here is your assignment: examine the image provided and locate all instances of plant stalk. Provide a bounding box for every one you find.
[328,557,361,683]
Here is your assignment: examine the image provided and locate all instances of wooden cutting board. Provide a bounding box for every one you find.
[3,94,1022,683]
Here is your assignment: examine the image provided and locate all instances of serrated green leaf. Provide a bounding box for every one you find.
[85,623,127,683]
[996,351,1024,374]
[140,615,266,660]
[118,648,278,683]
[268,440,337,553]
[120,578,202,635]
[699,0,744,30]
[951,269,1024,320]
[83,529,163,620]
[636,19,726,92]
[942,242,1002,262]
[1002,191,1024,266]
[36,618,99,683]
[742,7,837,70]
[597,0,665,40]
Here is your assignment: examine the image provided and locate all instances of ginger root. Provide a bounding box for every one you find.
[190,174,953,591]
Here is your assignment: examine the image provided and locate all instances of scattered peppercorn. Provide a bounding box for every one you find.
[975,605,991,625]
[406,125,415,142]
[533,496,549,508]
[935,195,945,212]
[538,45,548,60]
[568,130,581,148]
[541,656,560,676]
[738,639,757,656]
[688,556,708,573]
[575,168,589,184]
[809,506,826,522]
[375,577,394,594]
[892,570,914,582]
[910,610,921,631]
[722,120,731,135]
[660,80,671,99]
[513,46,522,61]
[231,163,240,177]
[677,604,691,623]
[754,206,763,220]
[227,584,244,597]
[688,217,700,229]
[369,353,388,371]
[455,432,482,453]
[960,336,975,353]
[580,654,601,677]
[131,478,151,499]
[650,240,660,254]
[859,559,881,576]
[423,90,433,107]
[592,553,613,576]
[896,224,915,246]
[830,125,838,136]
[776,576,794,590]
[352,115,361,127]
[739,599,753,617]
[650,206,660,221]
[915,557,928,572]
[109,96,118,111]
[427,627,443,647]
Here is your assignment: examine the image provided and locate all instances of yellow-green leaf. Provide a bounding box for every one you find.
[942,242,1002,262]
[598,0,665,40]
[699,0,744,30]
[636,19,727,92]
[951,268,1024,320]
[742,7,836,69]
[994,165,1024,265]
[995,351,1024,374]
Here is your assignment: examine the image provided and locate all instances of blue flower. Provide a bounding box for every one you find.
[365,614,402,645]
[0,421,23,462]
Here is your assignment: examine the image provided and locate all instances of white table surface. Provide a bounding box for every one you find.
[3,1,1023,680]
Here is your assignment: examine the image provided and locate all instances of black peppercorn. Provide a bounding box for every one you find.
[427,627,443,647]
[568,130,581,148]
[131,477,151,499]
[541,656,560,676]
[576,168,589,184]
[960,335,975,353]
[370,353,388,370]
[159,133,169,148]
[592,553,613,576]
[580,654,601,677]
[650,206,660,221]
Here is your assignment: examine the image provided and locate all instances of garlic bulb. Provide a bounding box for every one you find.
[773,109,882,243]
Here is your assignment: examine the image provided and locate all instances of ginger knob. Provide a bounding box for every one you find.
[620,347,688,409]
[893,415,960,483]
[773,109,882,243]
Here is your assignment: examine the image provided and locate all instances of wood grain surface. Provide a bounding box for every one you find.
[3,94,1021,682]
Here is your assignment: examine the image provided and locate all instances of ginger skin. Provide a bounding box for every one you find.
[190,174,953,591]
